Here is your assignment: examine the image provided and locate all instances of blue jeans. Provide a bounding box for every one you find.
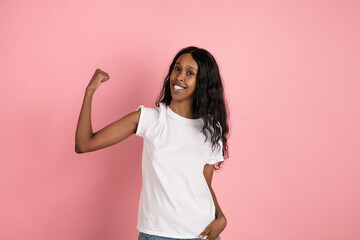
[138,231,221,240]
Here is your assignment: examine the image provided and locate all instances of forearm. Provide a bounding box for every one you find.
[75,88,96,152]
[209,186,226,221]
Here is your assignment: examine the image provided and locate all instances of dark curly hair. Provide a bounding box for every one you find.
[155,46,230,171]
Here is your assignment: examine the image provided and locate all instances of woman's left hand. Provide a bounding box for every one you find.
[198,216,227,240]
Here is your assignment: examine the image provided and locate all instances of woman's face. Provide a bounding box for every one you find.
[169,53,198,102]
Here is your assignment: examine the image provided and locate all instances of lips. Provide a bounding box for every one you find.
[173,83,186,88]
[172,83,186,92]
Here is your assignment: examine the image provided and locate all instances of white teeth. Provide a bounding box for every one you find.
[174,85,185,90]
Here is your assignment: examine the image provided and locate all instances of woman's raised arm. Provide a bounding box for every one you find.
[75,69,141,154]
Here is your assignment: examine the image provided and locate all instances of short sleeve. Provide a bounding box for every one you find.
[135,104,161,138]
[135,105,146,137]
[206,138,224,165]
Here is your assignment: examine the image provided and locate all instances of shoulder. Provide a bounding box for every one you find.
[134,103,166,137]
[135,103,165,121]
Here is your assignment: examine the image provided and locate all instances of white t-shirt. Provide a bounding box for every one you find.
[135,102,224,238]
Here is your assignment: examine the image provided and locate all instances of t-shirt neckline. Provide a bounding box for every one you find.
[162,103,203,124]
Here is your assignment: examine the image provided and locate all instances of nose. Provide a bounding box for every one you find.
[176,71,185,81]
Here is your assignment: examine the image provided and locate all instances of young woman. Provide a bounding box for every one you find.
[75,46,229,240]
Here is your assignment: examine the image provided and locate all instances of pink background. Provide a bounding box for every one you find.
[1,0,359,239]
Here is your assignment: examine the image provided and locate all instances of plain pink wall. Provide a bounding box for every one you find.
[1,0,359,239]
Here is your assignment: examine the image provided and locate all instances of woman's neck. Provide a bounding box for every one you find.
[169,101,197,119]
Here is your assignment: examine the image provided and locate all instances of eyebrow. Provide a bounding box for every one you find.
[175,61,197,71]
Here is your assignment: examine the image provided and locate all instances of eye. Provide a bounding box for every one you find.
[187,71,195,75]
[174,67,180,71]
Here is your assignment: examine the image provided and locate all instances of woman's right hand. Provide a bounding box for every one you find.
[76,67,141,154]
[86,68,110,91]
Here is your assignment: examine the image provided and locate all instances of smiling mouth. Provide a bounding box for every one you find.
[172,83,186,92]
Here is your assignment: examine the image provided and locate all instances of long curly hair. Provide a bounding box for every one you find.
[155,46,229,171]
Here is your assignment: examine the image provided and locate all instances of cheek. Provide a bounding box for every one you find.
[189,78,197,88]
[170,72,176,79]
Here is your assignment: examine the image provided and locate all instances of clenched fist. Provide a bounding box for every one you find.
[86,68,110,92]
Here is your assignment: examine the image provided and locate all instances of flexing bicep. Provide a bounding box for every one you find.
[78,108,141,153]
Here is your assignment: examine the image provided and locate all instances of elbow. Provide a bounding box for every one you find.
[75,144,84,154]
